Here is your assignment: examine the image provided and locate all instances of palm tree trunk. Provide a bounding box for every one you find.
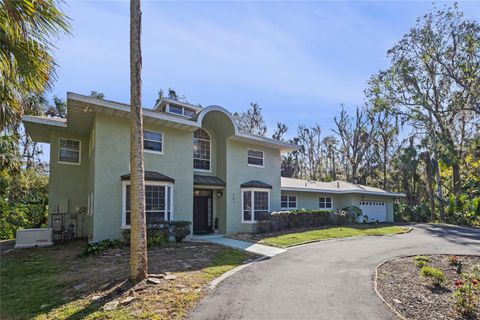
[129,0,148,282]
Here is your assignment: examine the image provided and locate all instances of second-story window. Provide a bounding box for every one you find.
[193,129,210,170]
[247,149,264,167]
[144,130,163,153]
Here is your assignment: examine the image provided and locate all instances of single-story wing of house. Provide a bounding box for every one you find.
[22,92,405,242]
[280,177,405,222]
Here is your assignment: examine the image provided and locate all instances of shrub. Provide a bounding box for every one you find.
[420,266,446,286]
[256,208,362,233]
[147,227,169,247]
[122,226,169,248]
[342,206,363,222]
[453,273,480,317]
[169,221,191,242]
[414,255,431,268]
[83,239,124,256]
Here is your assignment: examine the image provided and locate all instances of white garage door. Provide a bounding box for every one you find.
[359,200,387,222]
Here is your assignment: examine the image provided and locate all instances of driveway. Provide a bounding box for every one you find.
[188,224,480,320]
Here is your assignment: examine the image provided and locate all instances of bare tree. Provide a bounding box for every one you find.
[233,103,267,136]
[322,135,338,181]
[129,0,147,282]
[272,122,288,141]
[333,106,376,184]
[296,124,322,180]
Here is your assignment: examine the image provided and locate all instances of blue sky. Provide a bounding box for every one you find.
[46,1,479,146]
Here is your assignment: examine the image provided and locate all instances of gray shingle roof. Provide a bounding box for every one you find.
[240,180,272,189]
[194,175,226,187]
[121,171,175,183]
[281,177,405,197]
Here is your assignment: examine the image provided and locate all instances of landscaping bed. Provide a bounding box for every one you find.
[230,224,409,247]
[0,240,257,320]
[376,255,480,320]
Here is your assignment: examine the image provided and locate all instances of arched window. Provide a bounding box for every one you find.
[193,129,210,170]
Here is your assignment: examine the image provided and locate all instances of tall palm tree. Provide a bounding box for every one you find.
[129,0,148,282]
[0,0,70,131]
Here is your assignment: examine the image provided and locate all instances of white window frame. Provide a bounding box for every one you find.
[281,195,297,209]
[247,149,265,168]
[241,188,270,224]
[166,103,196,118]
[193,128,212,172]
[143,130,164,154]
[121,180,174,229]
[58,138,81,165]
[319,197,333,210]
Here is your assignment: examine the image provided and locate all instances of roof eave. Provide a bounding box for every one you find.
[281,187,406,197]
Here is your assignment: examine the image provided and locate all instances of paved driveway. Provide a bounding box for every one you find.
[189,224,480,320]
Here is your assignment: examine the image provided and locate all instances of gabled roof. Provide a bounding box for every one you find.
[121,171,175,183]
[281,177,405,197]
[241,180,273,189]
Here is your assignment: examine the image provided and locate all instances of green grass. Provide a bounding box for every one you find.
[202,248,253,280]
[0,246,253,320]
[0,252,66,319]
[260,225,408,247]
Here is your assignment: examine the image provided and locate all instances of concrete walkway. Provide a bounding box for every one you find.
[188,224,480,320]
[190,234,286,257]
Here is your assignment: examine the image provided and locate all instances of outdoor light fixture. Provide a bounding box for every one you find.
[217,191,223,197]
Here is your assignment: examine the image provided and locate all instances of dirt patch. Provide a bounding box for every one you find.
[376,255,480,320]
[1,240,257,320]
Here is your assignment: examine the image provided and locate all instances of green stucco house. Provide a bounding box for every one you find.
[23,92,404,242]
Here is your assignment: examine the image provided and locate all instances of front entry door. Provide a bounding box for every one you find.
[193,190,212,234]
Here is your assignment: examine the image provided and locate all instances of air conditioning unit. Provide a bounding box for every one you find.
[14,228,53,249]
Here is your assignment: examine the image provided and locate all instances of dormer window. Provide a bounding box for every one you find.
[166,103,196,118]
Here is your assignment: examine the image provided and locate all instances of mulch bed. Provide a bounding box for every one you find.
[376,255,480,320]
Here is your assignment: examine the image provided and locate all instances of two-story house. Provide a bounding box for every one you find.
[23,92,404,242]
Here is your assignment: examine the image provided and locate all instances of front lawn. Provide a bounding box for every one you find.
[232,225,409,247]
[0,241,256,320]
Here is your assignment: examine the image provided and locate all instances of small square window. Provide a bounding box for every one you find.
[144,130,163,153]
[59,139,80,164]
[319,197,332,209]
[248,149,264,167]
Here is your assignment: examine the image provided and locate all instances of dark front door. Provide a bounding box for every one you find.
[193,190,212,234]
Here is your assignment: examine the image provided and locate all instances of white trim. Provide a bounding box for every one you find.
[67,92,199,127]
[143,129,164,154]
[155,98,203,112]
[58,138,81,165]
[121,180,174,229]
[22,115,67,127]
[280,187,405,197]
[65,92,298,152]
[319,196,334,210]
[241,188,271,224]
[281,195,297,210]
[247,149,265,168]
[193,128,212,171]
[166,103,197,118]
